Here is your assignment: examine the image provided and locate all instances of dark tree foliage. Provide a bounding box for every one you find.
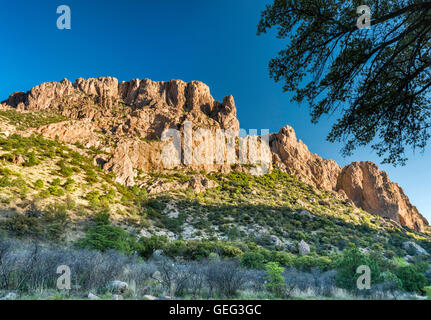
[258,0,431,165]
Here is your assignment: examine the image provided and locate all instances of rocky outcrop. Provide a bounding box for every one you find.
[298,240,311,256]
[270,127,428,232]
[270,125,341,191]
[2,77,240,186]
[403,241,429,255]
[33,119,101,149]
[336,162,428,232]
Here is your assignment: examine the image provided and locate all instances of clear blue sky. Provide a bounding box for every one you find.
[1,0,430,220]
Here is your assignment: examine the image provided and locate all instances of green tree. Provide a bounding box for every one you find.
[395,265,427,293]
[258,1,431,165]
[335,248,381,290]
[241,251,266,269]
[77,225,135,254]
[265,261,285,296]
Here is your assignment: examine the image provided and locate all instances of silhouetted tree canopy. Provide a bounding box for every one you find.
[258,0,431,165]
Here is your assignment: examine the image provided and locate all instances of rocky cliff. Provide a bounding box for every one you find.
[1,77,428,232]
[336,162,428,232]
[270,125,342,192]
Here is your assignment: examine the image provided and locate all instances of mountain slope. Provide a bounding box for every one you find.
[0,76,428,235]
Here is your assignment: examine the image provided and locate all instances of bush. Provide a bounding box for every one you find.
[24,151,40,167]
[57,160,74,177]
[283,267,337,297]
[1,215,42,238]
[395,266,427,293]
[42,204,70,240]
[136,235,169,258]
[205,260,247,298]
[241,251,265,269]
[0,239,133,292]
[335,248,381,290]
[380,271,403,292]
[265,262,285,297]
[77,225,136,255]
[34,179,44,189]
[47,185,65,196]
[93,210,111,225]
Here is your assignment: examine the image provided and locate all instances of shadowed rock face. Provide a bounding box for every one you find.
[1,77,428,232]
[336,162,428,232]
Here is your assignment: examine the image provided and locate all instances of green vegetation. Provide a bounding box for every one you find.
[0,130,430,299]
[0,109,69,130]
[1,204,69,240]
[335,248,382,290]
[265,262,285,297]
[77,224,135,254]
[395,265,428,293]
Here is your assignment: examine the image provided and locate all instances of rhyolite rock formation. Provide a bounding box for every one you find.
[270,125,342,192]
[0,76,427,232]
[336,162,428,232]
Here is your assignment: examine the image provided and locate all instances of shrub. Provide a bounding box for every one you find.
[42,204,70,240]
[24,151,40,167]
[265,262,285,297]
[380,271,403,292]
[63,178,75,192]
[47,185,65,196]
[85,170,98,184]
[65,195,76,209]
[93,210,111,226]
[241,251,265,269]
[335,248,381,290]
[424,286,431,298]
[205,260,247,298]
[77,225,136,254]
[34,179,44,189]
[57,160,74,177]
[395,266,427,293]
[146,198,166,212]
[86,190,100,202]
[136,235,169,258]
[1,214,42,238]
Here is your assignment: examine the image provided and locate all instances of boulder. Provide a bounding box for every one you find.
[88,292,100,300]
[298,210,315,220]
[12,155,25,166]
[152,249,164,259]
[1,292,18,300]
[270,235,283,246]
[298,240,310,256]
[403,241,429,256]
[108,280,129,293]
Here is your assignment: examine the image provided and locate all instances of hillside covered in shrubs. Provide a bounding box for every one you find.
[0,132,431,299]
[0,77,430,300]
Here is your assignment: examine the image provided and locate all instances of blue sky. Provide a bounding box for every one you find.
[0,0,430,220]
